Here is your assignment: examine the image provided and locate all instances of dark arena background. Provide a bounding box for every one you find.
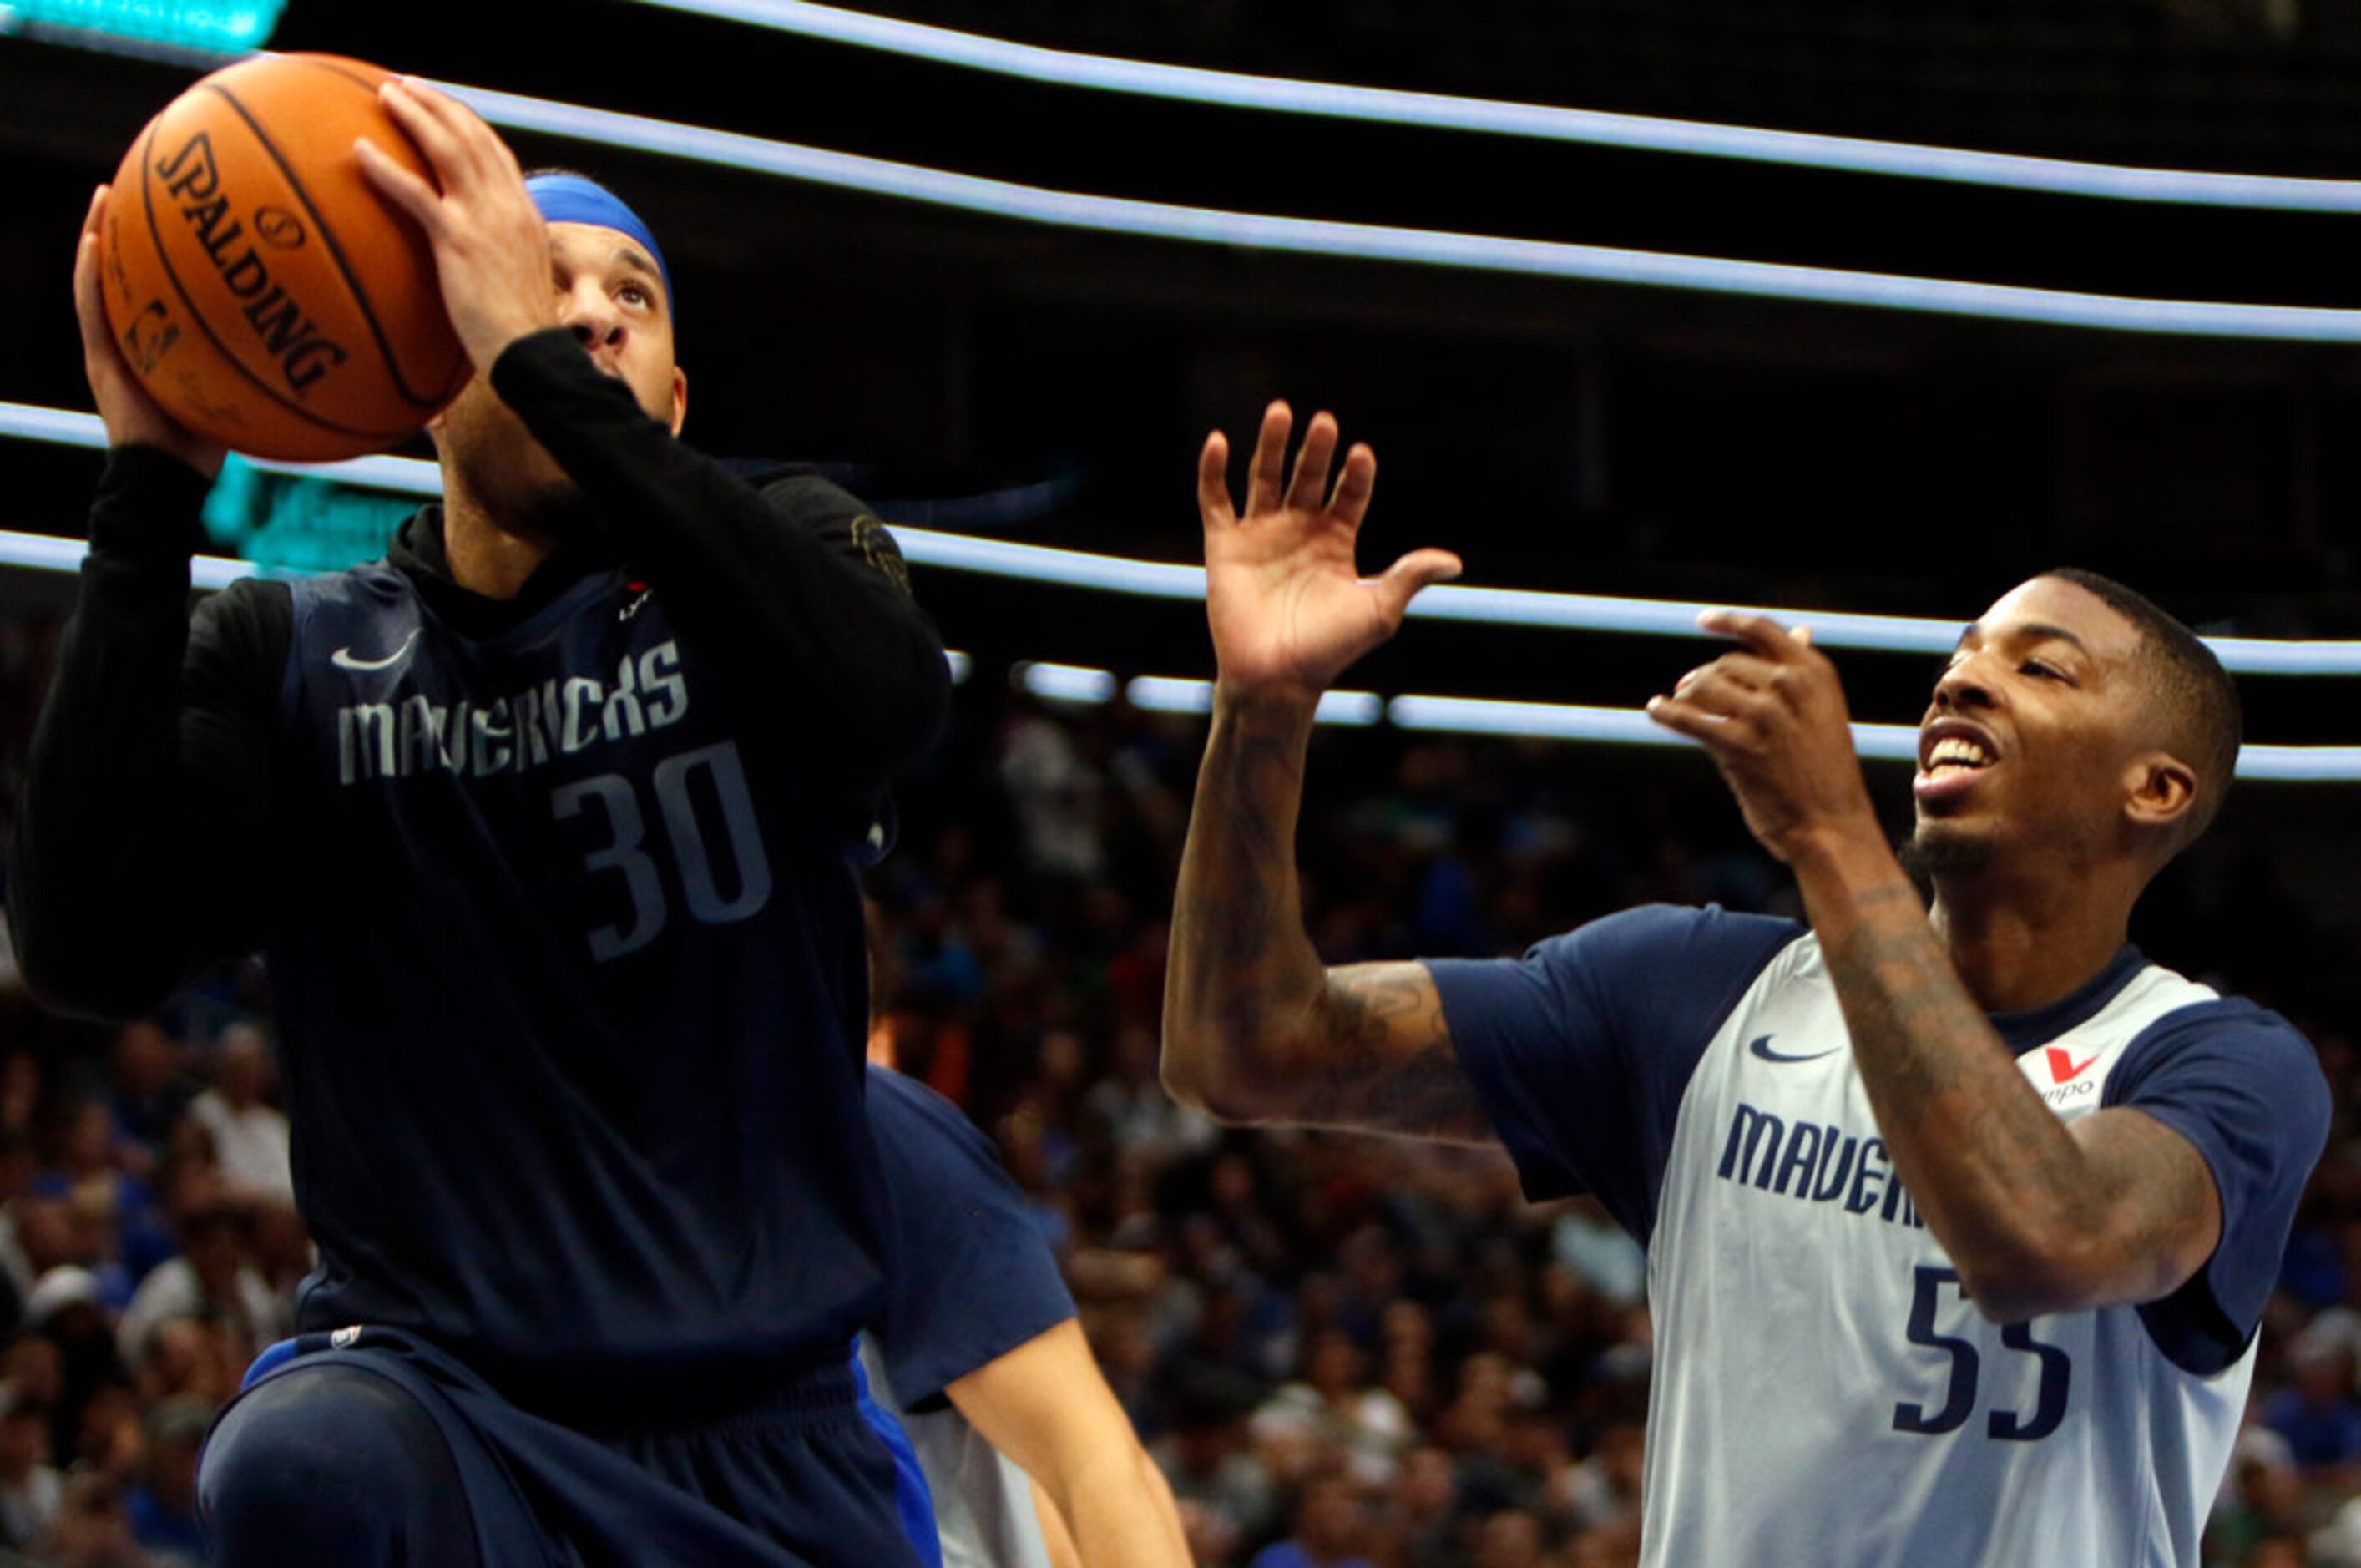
[5,2,2361,1563]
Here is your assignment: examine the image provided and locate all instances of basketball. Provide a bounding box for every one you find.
[96,53,469,463]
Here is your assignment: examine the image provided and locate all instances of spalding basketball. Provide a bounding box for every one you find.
[97,53,470,462]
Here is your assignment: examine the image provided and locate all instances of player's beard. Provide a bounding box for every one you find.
[432,380,599,543]
[1898,820,1997,885]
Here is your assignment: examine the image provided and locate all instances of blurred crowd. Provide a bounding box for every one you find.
[0,637,2357,1565]
[0,1004,294,1567]
[871,680,2361,1568]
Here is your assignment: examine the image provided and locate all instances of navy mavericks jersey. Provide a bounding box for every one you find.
[269,556,890,1419]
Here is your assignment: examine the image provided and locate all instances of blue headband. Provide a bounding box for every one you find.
[526,174,673,307]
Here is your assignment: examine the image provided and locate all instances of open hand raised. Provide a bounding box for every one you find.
[1197,402,1461,702]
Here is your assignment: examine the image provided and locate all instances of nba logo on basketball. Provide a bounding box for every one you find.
[99,52,472,461]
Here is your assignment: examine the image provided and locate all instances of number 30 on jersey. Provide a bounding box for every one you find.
[552,740,772,961]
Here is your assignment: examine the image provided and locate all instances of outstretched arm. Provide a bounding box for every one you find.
[1646,614,2222,1322]
[945,1320,1188,1568]
[1160,403,1488,1141]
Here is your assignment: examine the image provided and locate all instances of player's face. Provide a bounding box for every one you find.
[544,221,686,434]
[1905,576,2149,874]
[430,221,688,526]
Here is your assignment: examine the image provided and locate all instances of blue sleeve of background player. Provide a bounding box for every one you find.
[2103,998,2330,1376]
[867,1068,1078,1411]
[1426,903,1803,1247]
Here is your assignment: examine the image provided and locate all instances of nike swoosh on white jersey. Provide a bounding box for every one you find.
[1747,1034,1840,1064]
[329,629,422,673]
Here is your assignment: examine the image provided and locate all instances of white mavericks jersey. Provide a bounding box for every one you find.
[1430,904,2328,1568]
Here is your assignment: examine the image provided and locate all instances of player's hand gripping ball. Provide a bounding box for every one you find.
[96,53,471,462]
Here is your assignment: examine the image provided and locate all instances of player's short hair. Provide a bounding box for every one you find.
[2041,566,2241,850]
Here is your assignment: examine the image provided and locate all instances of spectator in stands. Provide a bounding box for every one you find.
[180,1024,291,1208]
[114,1202,282,1383]
[24,1267,124,1475]
[1256,1329,1412,1487]
[2263,1333,2361,1482]
[1000,698,1107,883]
[0,1388,59,1550]
[1248,1470,1373,1568]
[1151,1370,1276,1548]
[1559,1423,1644,1543]
[1370,1444,1458,1567]
[30,1102,164,1300]
[0,1133,38,1334]
[131,1318,239,1409]
[30,1469,153,1568]
[1469,1510,1545,1568]
[124,1397,210,1567]
[103,1026,189,1176]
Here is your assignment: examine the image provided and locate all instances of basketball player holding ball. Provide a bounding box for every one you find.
[16,76,949,1565]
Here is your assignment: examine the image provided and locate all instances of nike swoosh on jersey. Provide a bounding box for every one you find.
[329,629,422,673]
[1747,1034,1839,1064]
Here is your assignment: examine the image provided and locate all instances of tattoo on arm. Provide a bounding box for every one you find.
[1810,868,2218,1311]
[1165,695,1489,1143]
[1820,882,1992,1111]
[1298,964,1491,1144]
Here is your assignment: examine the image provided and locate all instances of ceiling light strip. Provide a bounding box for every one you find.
[631,0,2361,212]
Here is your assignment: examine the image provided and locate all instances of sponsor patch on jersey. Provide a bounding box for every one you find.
[2045,1045,2103,1083]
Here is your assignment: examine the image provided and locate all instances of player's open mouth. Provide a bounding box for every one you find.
[1914,724,2000,802]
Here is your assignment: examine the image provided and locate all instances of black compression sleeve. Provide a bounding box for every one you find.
[8,448,286,1019]
[488,331,951,797]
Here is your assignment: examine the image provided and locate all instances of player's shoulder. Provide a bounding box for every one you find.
[723,459,913,594]
[2128,975,2322,1071]
[721,458,864,523]
[867,1066,1004,1174]
[867,1063,962,1125]
[195,573,294,630]
[275,554,416,633]
[2106,966,2328,1130]
[190,574,296,680]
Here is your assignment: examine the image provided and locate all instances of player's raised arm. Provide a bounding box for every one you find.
[364,79,948,794]
[1160,403,1486,1141]
[12,192,275,1019]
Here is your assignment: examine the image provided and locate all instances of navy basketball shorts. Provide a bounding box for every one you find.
[200,1327,930,1567]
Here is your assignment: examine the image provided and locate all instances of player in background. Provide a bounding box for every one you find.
[1159,402,2329,1566]
[15,78,946,1564]
[862,1064,1188,1568]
